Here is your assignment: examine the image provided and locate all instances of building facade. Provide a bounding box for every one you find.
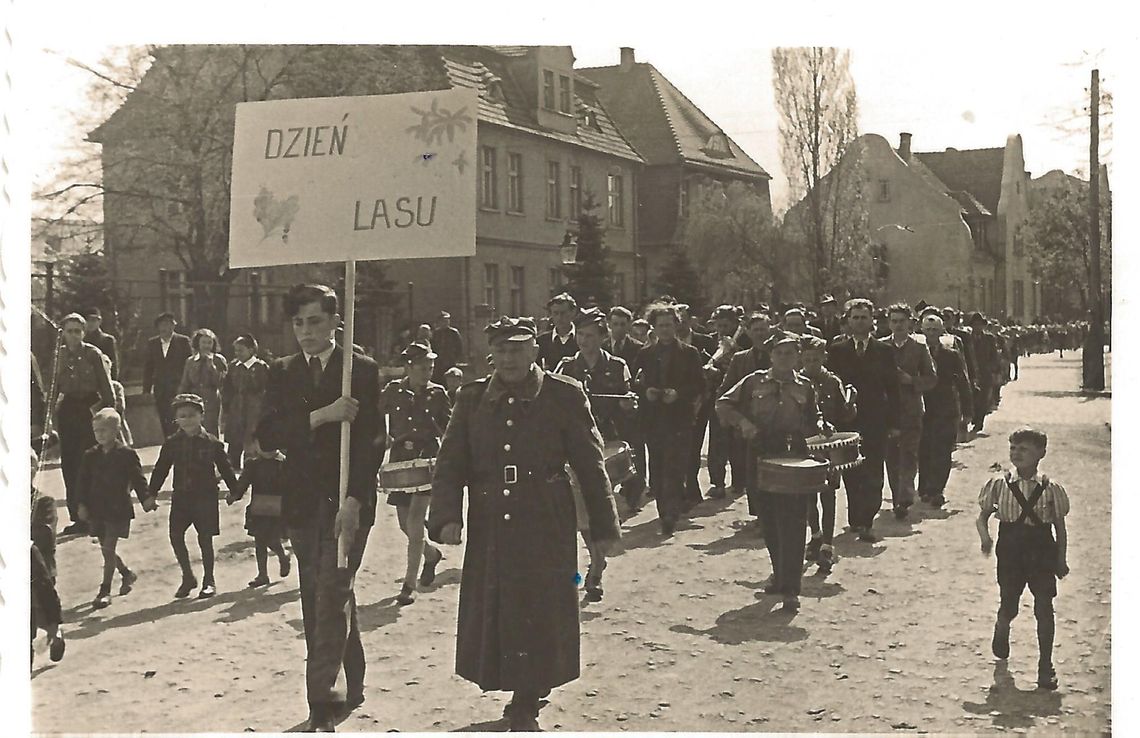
[89,45,642,378]
[581,48,772,300]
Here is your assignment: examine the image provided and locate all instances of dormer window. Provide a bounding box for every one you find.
[542,70,556,110]
[485,74,505,103]
[579,106,602,131]
[701,132,733,159]
[559,74,572,113]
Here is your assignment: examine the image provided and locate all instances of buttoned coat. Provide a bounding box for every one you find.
[879,334,937,429]
[76,441,149,523]
[633,339,705,431]
[554,349,631,443]
[221,357,270,450]
[379,378,452,462]
[924,342,974,422]
[825,336,901,438]
[427,368,620,692]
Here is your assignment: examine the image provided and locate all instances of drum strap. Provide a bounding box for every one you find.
[1005,477,1047,526]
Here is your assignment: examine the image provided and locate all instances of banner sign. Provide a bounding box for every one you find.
[229,88,478,268]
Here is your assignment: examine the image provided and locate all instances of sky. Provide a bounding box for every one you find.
[22,38,1112,217]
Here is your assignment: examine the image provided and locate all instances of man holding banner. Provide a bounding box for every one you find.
[230,87,478,731]
[256,284,382,731]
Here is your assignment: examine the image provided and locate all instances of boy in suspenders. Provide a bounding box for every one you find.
[977,428,1070,690]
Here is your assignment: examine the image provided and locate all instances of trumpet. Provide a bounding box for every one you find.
[707,324,745,370]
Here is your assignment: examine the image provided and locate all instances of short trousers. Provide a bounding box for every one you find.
[90,518,131,541]
[170,494,220,537]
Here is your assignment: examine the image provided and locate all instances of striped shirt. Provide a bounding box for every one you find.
[978,472,1070,525]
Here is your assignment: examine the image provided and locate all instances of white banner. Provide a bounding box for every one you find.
[229,88,478,268]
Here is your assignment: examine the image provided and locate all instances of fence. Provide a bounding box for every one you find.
[31,270,412,384]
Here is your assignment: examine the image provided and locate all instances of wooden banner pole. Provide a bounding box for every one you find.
[337,258,357,569]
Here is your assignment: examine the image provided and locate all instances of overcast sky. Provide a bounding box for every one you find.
[16,6,1119,215]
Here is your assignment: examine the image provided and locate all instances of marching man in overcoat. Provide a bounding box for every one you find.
[427,316,621,731]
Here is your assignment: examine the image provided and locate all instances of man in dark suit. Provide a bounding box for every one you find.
[256,284,382,732]
[605,306,644,370]
[675,304,717,506]
[814,295,843,343]
[84,308,120,380]
[825,298,901,542]
[142,313,193,437]
[635,304,706,534]
[605,305,646,509]
[537,292,579,370]
[431,310,465,384]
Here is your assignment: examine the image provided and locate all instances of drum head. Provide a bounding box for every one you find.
[805,431,860,450]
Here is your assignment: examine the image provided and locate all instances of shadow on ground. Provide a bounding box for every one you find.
[670,598,808,645]
[962,662,1063,730]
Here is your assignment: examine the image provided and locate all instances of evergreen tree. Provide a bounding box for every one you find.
[654,247,706,316]
[561,194,615,309]
[54,247,124,323]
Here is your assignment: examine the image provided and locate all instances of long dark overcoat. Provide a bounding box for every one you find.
[427,367,620,692]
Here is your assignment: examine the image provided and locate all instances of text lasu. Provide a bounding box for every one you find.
[264,116,349,159]
[353,197,439,230]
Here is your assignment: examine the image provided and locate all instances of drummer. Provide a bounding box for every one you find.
[800,336,857,575]
[716,331,832,611]
[379,342,451,605]
[555,307,635,601]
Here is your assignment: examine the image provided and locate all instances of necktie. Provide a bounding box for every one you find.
[309,356,323,389]
[856,340,866,357]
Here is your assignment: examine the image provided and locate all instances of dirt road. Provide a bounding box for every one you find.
[31,350,1110,733]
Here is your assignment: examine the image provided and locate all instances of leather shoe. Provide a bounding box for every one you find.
[174,577,198,599]
[782,595,800,612]
[707,485,726,499]
[858,529,881,543]
[660,519,675,536]
[419,547,443,587]
[1037,663,1058,690]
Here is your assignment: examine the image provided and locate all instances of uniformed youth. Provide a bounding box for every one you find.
[52,313,115,535]
[555,306,635,601]
[427,316,620,731]
[716,332,831,611]
[379,342,451,605]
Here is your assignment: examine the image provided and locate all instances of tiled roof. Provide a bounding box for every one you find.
[441,48,642,163]
[914,146,1005,214]
[580,63,770,179]
[948,190,992,217]
[485,46,530,58]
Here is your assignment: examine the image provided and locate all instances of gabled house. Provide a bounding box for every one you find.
[89,44,643,377]
[782,131,1035,317]
[915,135,1034,318]
[580,48,772,296]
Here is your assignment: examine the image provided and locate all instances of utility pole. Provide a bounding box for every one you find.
[1084,68,1106,391]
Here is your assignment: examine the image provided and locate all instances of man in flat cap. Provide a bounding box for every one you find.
[538,293,580,370]
[814,295,842,343]
[428,316,620,731]
[432,310,466,384]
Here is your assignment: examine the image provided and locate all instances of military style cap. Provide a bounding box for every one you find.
[547,292,577,308]
[765,330,803,350]
[746,311,769,325]
[922,314,945,330]
[438,310,451,319]
[171,393,206,413]
[711,304,738,320]
[574,306,607,330]
[819,294,837,306]
[485,316,538,343]
[401,342,438,362]
[915,299,930,313]
[801,335,828,352]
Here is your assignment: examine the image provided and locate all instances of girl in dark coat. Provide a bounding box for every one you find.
[227,442,291,587]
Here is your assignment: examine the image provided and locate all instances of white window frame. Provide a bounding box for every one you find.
[507,153,524,213]
[509,266,525,314]
[542,70,556,110]
[546,160,562,219]
[607,173,625,227]
[484,263,500,311]
[481,146,498,209]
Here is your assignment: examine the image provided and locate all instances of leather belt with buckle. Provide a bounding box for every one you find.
[504,465,518,485]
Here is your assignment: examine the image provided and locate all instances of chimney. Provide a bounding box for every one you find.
[898,132,912,161]
[620,47,635,71]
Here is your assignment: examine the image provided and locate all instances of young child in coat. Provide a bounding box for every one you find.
[226,441,291,587]
[148,394,239,599]
[977,427,1070,690]
[76,409,157,608]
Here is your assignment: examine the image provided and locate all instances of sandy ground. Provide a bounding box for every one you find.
[31,350,1110,734]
